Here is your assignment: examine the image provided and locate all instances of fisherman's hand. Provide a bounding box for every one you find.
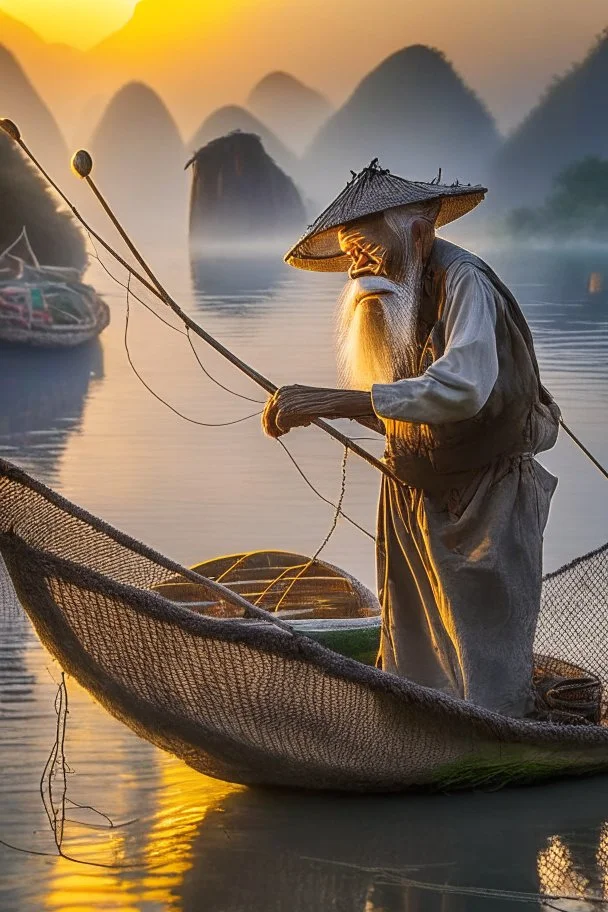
[262,385,374,439]
[262,385,317,438]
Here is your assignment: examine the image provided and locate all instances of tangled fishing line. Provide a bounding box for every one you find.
[85,231,378,588]
[121,260,372,606]
[0,674,143,870]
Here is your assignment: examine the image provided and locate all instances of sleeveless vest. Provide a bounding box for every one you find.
[383,239,560,491]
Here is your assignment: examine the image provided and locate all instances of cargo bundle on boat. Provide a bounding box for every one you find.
[0,230,109,348]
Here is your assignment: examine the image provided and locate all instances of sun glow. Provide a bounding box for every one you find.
[0,0,137,49]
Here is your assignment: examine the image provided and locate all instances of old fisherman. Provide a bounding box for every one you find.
[262,161,561,718]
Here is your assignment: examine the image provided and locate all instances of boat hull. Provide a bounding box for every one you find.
[288,617,380,665]
[0,300,110,348]
[1,460,608,794]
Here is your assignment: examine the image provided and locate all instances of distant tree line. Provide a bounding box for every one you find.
[503,157,608,240]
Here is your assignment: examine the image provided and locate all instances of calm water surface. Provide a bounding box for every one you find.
[1,240,607,910]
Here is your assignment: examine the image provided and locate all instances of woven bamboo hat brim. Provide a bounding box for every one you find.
[285,161,487,272]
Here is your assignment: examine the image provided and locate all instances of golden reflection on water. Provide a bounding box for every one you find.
[6,613,608,910]
[17,664,240,912]
[138,757,240,908]
[537,835,589,901]
[44,746,240,911]
[588,271,604,294]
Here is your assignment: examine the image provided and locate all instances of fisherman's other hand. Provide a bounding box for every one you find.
[262,385,375,439]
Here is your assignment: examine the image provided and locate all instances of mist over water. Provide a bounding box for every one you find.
[4,15,608,269]
[1,238,608,909]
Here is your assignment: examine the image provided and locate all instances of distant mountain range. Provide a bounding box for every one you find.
[304,45,500,203]
[86,0,264,134]
[0,10,89,136]
[0,45,68,178]
[2,9,608,231]
[490,31,608,208]
[89,82,187,242]
[188,106,298,178]
[247,72,332,154]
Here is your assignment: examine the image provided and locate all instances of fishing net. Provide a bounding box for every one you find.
[1,456,608,793]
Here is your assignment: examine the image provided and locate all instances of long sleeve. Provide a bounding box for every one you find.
[371,263,500,425]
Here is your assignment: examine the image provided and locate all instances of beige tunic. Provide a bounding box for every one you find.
[370,259,557,718]
[372,264,500,425]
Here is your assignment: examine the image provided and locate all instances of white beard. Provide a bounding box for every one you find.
[336,270,424,391]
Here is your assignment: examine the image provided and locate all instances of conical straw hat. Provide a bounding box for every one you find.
[285,160,487,272]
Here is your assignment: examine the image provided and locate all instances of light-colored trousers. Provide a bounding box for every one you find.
[377,455,557,717]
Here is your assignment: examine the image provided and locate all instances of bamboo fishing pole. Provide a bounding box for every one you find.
[75,148,608,488]
[0,118,402,485]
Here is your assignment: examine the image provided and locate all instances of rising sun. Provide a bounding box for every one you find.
[0,0,137,49]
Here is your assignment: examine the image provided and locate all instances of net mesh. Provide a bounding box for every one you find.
[1,456,608,793]
[538,546,608,685]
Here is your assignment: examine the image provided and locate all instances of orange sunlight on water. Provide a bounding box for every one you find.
[37,673,241,910]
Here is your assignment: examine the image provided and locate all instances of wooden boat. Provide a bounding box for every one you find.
[154,552,605,729]
[153,550,381,667]
[0,229,109,348]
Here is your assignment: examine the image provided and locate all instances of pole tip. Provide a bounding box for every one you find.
[71,149,93,178]
[0,119,21,141]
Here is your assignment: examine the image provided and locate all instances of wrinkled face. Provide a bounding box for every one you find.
[338,216,390,280]
[335,207,437,390]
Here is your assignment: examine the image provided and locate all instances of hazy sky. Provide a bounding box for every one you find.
[0,0,136,47]
[0,0,606,132]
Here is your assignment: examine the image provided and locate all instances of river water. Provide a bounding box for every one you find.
[0,239,607,910]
